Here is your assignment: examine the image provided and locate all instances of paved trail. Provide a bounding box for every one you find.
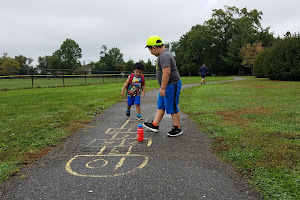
[0,77,261,200]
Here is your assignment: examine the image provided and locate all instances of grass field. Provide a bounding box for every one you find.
[0,77,124,90]
[0,75,156,90]
[180,77,300,199]
[0,76,299,199]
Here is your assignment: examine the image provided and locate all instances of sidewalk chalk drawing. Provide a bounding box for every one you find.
[66,118,152,177]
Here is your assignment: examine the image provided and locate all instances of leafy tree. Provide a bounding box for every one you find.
[116,63,125,71]
[143,59,155,72]
[108,47,124,66]
[96,45,124,71]
[253,47,272,78]
[240,41,263,75]
[254,34,300,81]
[15,55,33,75]
[99,54,115,71]
[204,6,274,74]
[174,25,216,75]
[0,57,21,76]
[205,6,238,53]
[0,53,8,67]
[48,54,62,71]
[37,56,51,74]
[221,8,263,73]
[54,38,82,70]
[124,59,135,72]
[284,31,291,38]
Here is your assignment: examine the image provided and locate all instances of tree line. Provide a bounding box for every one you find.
[36,39,156,75]
[1,5,299,80]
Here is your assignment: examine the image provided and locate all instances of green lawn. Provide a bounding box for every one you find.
[0,75,228,91]
[0,76,129,90]
[0,76,298,199]
[180,77,300,200]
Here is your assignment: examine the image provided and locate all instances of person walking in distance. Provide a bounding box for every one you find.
[143,35,183,137]
[199,63,208,84]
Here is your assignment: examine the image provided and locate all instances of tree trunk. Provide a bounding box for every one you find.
[251,66,254,76]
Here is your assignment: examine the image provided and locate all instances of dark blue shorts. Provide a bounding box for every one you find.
[157,80,182,114]
[201,74,206,78]
[127,95,140,106]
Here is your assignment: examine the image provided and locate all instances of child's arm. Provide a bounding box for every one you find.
[141,83,146,97]
[121,75,131,96]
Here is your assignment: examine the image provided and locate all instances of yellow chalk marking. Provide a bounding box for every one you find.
[115,157,126,170]
[109,147,119,155]
[97,146,106,155]
[111,133,118,139]
[119,138,127,146]
[86,159,108,169]
[65,116,153,178]
[66,155,149,177]
[126,146,133,155]
[147,138,152,147]
[105,128,113,134]
[121,118,131,129]
[87,139,96,147]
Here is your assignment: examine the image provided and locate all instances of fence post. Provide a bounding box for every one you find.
[85,71,87,84]
[31,69,34,88]
[63,74,65,87]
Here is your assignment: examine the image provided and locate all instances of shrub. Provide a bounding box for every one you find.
[254,34,300,81]
[254,47,272,78]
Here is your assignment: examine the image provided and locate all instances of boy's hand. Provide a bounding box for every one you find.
[160,88,166,97]
[141,91,145,97]
[121,91,124,96]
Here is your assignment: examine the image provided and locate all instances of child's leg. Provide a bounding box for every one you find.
[136,104,141,114]
[126,96,134,117]
[153,109,165,125]
[134,96,141,114]
[165,80,181,127]
[153,91,166,125]
[127,96,134,110]
[171,112,180,127]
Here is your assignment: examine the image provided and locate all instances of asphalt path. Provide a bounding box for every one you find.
[0,77,261,200]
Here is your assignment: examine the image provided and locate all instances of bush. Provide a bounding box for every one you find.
[254,48,272,78]
[254,34,300,81]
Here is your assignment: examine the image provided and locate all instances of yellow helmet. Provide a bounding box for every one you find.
[146,35,164,47]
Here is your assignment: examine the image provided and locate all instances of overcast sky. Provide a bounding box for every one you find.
[1,0,299,66]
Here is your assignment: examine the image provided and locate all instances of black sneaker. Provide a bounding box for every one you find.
[136,114,143,120]
[167,127,183,137]
[143,122,159,132]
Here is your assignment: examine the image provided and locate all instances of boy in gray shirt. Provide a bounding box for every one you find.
[143,35,183,137]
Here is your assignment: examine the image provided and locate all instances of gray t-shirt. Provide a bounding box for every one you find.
[156,48,180,85]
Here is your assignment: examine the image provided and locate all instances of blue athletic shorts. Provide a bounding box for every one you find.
[157,80,182,114]
[127,95,140,106]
